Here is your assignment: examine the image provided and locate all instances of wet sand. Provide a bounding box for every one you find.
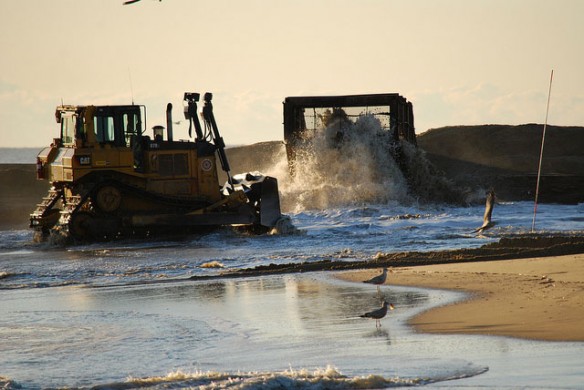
[338,253,584,341]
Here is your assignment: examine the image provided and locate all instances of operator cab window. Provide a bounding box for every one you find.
[123,112,140,147]
[94,107,144,147]
[94,115,116,144]
[61,114,76,145]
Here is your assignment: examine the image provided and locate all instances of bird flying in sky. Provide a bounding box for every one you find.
[123,0,161,5]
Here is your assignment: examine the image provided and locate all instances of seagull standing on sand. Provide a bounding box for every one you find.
[360,300,394,328]
[363,267,389,293]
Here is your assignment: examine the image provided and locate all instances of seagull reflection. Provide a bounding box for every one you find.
[364,327,391,341]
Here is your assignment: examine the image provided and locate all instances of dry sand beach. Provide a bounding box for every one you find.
[339,254,584,342]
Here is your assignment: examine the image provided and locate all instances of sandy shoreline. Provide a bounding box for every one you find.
[337,254,584,341]
[189,234,584,341]
[186,235,584,342]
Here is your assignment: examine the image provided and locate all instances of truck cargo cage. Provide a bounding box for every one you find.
[283,93,416,174]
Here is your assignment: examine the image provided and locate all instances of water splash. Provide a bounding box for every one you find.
[266,114,464,213]
[275,115,410,212]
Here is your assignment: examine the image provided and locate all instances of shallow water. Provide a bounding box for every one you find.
[1,274,583,389]
[2,201,583,290]
[1,201,584,388]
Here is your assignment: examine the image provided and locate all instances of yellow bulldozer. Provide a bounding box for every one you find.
[30,92,282,241]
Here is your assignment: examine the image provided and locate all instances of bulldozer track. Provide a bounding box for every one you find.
[36,177,218,241]
[30,187,61,224]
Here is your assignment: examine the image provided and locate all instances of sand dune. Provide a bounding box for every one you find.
[417,124,584,203]
[0,164,48,230]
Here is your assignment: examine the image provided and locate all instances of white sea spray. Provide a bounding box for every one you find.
[272,115,410,212]
[122,366,424,389]
[265,114,464,213]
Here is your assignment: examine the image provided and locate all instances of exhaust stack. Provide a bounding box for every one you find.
[166,103,173,142]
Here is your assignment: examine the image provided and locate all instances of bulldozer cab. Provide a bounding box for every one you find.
[56,105,145,148]
[93,106,143,147]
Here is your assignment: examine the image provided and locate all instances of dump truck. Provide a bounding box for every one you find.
[30,92,282,241]
[283,93,416,174]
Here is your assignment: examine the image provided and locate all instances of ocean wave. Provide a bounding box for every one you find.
[93,366,443,389]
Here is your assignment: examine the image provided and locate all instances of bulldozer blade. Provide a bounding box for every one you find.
[260,176,282,227]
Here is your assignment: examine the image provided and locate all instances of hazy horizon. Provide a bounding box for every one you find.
[1,0,583,148]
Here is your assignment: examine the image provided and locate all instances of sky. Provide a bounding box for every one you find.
[1,0,583,148]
